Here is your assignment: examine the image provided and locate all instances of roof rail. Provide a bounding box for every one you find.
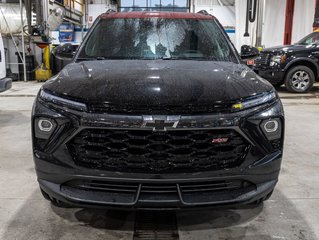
[106,9,117,14]
[197,10,209,15]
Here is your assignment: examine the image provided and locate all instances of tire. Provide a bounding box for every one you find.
[40,188,72,208]
[284,66,314,93]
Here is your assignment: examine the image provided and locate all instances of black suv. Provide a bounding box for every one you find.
[32,11,284,209]
[254,31,319,93]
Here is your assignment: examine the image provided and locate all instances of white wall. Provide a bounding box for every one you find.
[292,0,315,44]
[194,4,236,46]
[87,3,117,27]
[235,0,315,49]
[194,5,235,27]
[261,0,286,48]
[235,0,257,50]
[235,0,286,50]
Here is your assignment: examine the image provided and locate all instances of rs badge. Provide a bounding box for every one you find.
[211,138,229,143]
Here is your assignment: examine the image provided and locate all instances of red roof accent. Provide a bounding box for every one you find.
[99,11,215,20]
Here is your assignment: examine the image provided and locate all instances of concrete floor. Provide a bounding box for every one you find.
[0,81,319,240]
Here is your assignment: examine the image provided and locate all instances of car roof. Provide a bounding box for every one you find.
[99,11,215,20]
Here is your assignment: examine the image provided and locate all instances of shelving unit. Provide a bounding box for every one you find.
[48,0,84,26]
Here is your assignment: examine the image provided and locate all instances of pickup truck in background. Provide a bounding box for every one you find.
[253,32,319,93]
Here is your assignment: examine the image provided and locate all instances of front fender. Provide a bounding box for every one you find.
[283,56,319,76]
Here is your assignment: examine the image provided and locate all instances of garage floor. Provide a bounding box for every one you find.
[0,82,319,240]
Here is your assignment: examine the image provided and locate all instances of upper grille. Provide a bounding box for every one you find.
[67,129,250,173]
[88,103,233,115]
[255,53,270,66]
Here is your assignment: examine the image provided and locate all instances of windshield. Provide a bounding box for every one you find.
[297,32,319,45]
[77,18,238,62]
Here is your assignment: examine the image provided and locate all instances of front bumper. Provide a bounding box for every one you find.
[0,77,12,92]
[32,98,284,209]
[254,68,285,85]
[37,151,280,209]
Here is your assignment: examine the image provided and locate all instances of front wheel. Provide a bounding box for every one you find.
[284,66,314,93]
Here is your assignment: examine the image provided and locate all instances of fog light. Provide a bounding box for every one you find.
[264,120,279,133]
[261,118,282,141]
[38,119,53,132]
[34,118,57,139]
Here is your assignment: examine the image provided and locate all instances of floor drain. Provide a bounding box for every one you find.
[133,211,179,240]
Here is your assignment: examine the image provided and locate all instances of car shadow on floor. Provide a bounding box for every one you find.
[1,189,317,240]
[64,203,262,230]
[176,190,317,239]
[57,207,135,230]
[276,84,319,95]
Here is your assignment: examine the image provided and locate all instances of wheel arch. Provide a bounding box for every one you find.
[284,58,319,81]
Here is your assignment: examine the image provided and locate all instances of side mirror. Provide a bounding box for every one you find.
[53,43,75,59]
[240,45,259,59]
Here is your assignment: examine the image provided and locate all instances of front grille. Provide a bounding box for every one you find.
[63,179,249,194]
[255,53,270,66]
[67,129,250,173]
[61,179,255,206]
[88,103,233,115]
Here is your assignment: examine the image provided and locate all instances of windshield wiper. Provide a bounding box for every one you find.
[76,57,95,61]
[77,56,108,61]
[161,56,178,60]
[161,56,219,61]
[77,56,158,61]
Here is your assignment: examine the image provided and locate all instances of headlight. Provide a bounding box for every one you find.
[270,54,286,66]
[39,89,87,111]
[232,91,277,111]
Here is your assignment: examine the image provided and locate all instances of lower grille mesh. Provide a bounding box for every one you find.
[61,179,255,207]
[67,129,250,173]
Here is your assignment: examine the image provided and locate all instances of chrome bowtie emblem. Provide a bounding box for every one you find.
[142,116,180,131]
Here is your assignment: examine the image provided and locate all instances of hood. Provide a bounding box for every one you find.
[262,44,310,53]
[43,60,273,106]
